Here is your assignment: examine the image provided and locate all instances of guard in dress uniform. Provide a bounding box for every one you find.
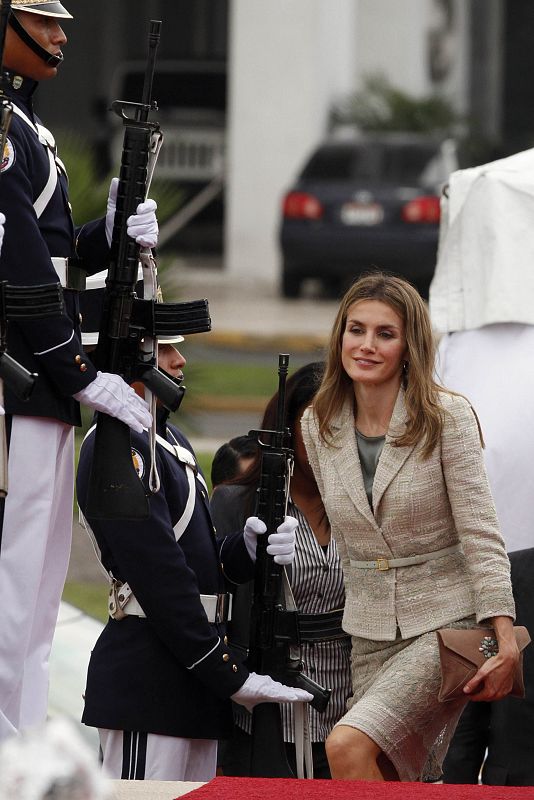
[0,0,158,741]
[76,336,312,782]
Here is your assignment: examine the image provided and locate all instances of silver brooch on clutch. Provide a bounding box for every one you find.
[479,635,499,659]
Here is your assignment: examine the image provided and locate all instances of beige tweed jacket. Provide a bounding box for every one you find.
[301,388,515,641]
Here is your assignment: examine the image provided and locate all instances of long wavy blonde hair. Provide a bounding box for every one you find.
[313,272,451,459]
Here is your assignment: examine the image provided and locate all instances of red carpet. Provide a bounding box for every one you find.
[180,776,534,800]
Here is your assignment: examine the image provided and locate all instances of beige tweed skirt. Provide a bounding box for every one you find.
[336,617,477,781]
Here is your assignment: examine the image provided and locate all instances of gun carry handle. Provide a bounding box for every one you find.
[85,413,149,520]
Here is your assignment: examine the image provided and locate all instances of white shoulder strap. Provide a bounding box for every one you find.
[155,432,208,541]
[11,103,38,133]
[83,424,204,543]
[11,106,59,219]
[155,432,208,492]
[33,147,58,219]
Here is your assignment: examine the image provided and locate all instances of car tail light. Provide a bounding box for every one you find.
[282,191,323,220]
[401,195,441,224]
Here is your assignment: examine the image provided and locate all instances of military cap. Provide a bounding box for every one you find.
[11,1,73,19]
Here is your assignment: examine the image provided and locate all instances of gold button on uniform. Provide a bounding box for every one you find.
[80,363,88,372]
[74,355,82,364]
[223,635,228,645]
[232,664,238,672]
[222,653,230,662]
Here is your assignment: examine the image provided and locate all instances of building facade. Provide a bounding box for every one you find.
[34,0,533,292]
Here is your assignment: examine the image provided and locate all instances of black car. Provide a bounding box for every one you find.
[279,132,457,299]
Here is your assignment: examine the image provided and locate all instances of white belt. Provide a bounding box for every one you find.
[109,581,233,624]
[349,543,462,571]
[51,257,86,290]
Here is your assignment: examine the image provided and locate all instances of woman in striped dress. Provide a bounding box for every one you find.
[210,362,352,778]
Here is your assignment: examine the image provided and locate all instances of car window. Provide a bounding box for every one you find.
[301,146,379,181]
[301,148,354,180]
[300,141,446,186]
[380,144,439,184]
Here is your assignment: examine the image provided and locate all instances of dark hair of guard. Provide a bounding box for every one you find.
[210,435,260,488]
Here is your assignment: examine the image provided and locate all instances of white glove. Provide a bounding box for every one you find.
[243,515,298,565]
[127,199,158,248]
[230,672,313,713]
[105,177,159,249]
[0,211,5,254]
[73,371,152,433]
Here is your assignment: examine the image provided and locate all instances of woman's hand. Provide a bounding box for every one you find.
[463,616,520,702]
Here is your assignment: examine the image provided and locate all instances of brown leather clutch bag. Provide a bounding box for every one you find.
[436,625,531,702]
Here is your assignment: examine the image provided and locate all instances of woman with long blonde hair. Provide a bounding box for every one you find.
[301,272,518,782]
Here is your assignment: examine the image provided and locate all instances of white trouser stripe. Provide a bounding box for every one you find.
[100,729,217,781]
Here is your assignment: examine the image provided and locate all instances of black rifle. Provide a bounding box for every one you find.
[85,20,210,521]
[247,354,331,777]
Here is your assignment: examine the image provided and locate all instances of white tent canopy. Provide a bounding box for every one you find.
[430,147,534,333]
[431,149,534,553]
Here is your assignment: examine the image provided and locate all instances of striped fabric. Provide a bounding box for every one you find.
[236,499,352,742]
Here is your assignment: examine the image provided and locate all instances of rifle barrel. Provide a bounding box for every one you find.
[140,19,161,121]
[275,354,289,443]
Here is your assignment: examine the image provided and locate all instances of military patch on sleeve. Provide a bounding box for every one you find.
[1,138,15,173]
[131,448,145,479]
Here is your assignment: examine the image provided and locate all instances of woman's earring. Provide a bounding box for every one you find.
[402,360,409,382]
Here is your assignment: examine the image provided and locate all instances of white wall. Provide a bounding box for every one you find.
[225,0,471,291]
[356,0,431,94]
[356,0,469,108]
[225,0,358,290]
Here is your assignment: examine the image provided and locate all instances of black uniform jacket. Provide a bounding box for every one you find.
[0,74,109,425]
[76,412,253,739]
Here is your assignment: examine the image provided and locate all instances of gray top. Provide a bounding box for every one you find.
[356,429,386,509]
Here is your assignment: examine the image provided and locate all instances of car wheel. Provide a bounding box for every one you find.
[281,270,301,298]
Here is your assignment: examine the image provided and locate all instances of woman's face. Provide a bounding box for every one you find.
[341,299,407,389]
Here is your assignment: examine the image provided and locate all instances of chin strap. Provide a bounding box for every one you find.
[9,12,63,67]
